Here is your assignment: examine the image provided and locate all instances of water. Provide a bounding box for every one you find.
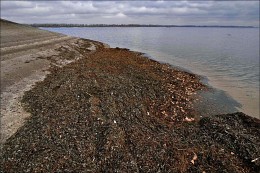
[42,27,259,118]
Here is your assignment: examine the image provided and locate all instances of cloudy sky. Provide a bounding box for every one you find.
[1,1,259,26]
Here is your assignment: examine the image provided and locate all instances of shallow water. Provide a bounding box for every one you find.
[42,27,259,118]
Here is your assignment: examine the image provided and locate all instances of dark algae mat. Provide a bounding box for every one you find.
[1,44,259,172]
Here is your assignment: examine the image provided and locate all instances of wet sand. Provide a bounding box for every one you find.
[1,19,259,172]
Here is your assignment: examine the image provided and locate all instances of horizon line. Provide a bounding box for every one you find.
[29,23,258,28]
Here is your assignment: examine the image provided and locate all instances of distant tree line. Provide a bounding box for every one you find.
[30,23,255,28]
[30,24,180,27]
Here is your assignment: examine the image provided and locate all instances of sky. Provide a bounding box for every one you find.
[1,1,259,26]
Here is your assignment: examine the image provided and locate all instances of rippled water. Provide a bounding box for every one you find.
[42,27,259,118]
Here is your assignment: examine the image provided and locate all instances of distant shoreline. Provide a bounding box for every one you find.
[29,23,257,28]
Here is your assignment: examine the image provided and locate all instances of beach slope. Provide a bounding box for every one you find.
[1,19,102,145]
[1,19,259,172]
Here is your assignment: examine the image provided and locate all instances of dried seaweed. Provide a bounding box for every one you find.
[1,41,259,173]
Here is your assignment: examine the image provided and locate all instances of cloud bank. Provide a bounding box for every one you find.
[1,1,259,26]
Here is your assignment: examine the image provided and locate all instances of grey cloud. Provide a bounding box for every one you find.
[1,1,259,26]
[1,1,35,10]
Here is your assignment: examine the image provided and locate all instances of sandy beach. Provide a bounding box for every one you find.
[1,19,259,172]
[0,19,103,146]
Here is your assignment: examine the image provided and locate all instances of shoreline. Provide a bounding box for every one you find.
[46,26,259,119]
[119,47,259,119]
[140,52,246,118]
[1,19,259,172]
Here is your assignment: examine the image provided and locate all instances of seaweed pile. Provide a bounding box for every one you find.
[1,42,259,172]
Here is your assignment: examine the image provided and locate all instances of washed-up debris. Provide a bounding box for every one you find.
[1,41,259,173]
[191,153,198,164]
[184,117,195,122]
[252,158,259,163]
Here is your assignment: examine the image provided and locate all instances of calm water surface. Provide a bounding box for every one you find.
[42,27,259,118]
